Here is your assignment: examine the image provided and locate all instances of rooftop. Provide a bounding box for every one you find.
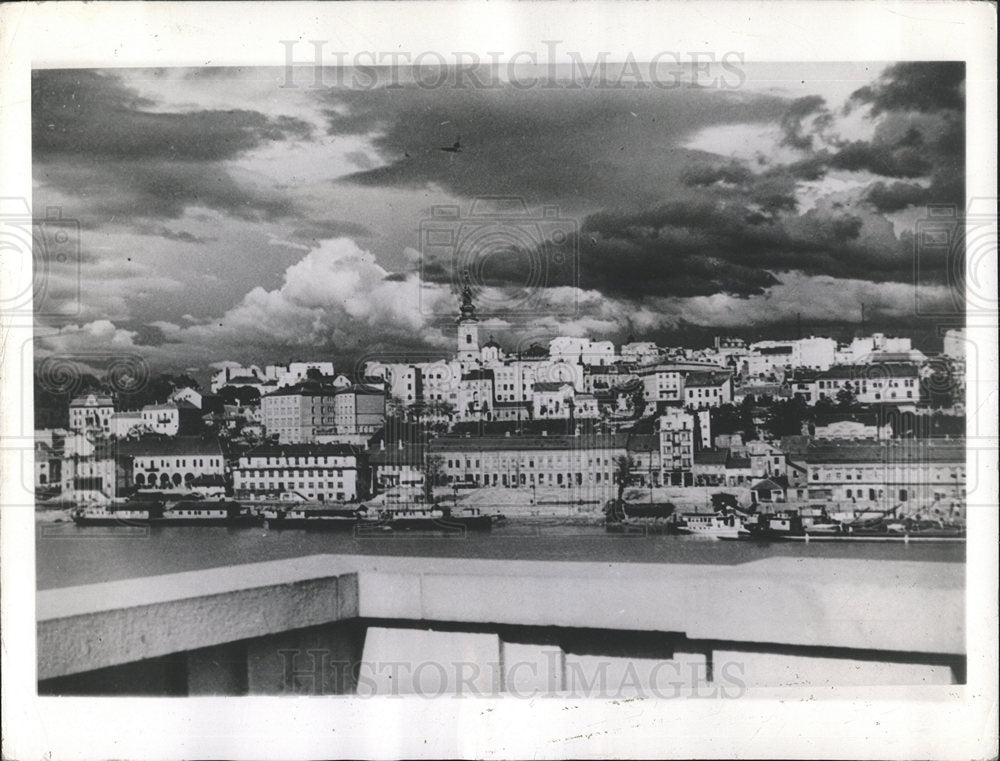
[245,443,364,458]
[431,432,629,453]
[115,436,224,458]
[694,449,730,465]
[685,371,731,388]
[532,381,573,392]
[69,394,114,407]
[804,439,965,464]
[816,363,919,379]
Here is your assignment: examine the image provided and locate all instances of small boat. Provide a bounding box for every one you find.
[358,506,493,533]
[672,510,748,540]
[261,506,360,530]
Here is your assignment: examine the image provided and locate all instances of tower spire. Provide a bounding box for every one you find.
[458,269,477,322]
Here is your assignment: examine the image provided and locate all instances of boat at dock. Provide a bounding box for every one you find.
[357,505,493,533]
[727,510,965,543]
[261,506,360,531]
[672,510,749,540]
[71,500,260,527]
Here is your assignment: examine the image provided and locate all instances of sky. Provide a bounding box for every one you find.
[31,61,965,380]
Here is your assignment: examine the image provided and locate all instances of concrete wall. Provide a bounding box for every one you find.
[37,554,965,696]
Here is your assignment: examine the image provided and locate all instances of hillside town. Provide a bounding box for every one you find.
[36,282,968,524]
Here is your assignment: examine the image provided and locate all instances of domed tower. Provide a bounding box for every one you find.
[481,335,502,363]
[456,274,480,362]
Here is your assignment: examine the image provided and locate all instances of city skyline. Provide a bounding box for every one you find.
[32,61,965,377]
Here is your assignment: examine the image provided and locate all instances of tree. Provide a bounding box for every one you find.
[614,454,635,502]
[422,454,444,503]
[218,385,261,407]
[763,396,808,439]
[836,383,858,409]
[386,395,408,419]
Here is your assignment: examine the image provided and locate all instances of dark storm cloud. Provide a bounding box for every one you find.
[33,70,313,161]
[36,159,294,222]
[32,70,312,223]
[849,61,965,115]
[828,139,931,178]
[322,85,792,210]
[129,323,176,347]
[780,95,829,150]
[864,181,931,212]
[416,189,934,300]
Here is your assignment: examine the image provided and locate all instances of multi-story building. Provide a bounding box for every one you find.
[35,439,63,492]
[109,411,145,438]
[834,333,924,365]
[620,342,661,366]
[548,336,616,365]
[803,439,965,511]
[120,436,226,491]
[807,363,920,406]
[639,361,730,414]
[813,411,891,440]
[531,381,576,419]
[140,402,181,437]
[59,439,120,503]
[68,394,115,436]
[262,384,335,443]
[583,364,639,395]
[233,443,369,503]
[456,369,495,421]
[262,383,385,443]
[365,362,422,406]
[683,372,733,409]
[659,407,695,486]
[746,337,837,375]
[331,385,386,435]
[430,431,628,493]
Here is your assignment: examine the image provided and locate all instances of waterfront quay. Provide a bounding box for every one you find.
[37,554,964,696]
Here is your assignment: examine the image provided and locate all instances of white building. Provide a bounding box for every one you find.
[639,361,730,414]
[109,411,145,438]
[123,436,226,491]
[277,362,336,388]
[68,394,115,436]
[141,402,181,436]
[942,328,966,360]
[808,363,920,406]
[804,439,965,512]
[834,333,924,365]
[683,372,733,409]
[548,336,616,366]
[746,337,837,375]
[620,342,661,366]
[531,381,576,419]
[233,443,369,503]
[813,412,891,440]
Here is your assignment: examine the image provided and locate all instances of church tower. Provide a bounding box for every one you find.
[456,274,480,363]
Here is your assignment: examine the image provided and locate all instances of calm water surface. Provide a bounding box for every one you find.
[36,519,965,590]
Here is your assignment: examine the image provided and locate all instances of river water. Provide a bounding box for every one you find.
[36,519,964,590]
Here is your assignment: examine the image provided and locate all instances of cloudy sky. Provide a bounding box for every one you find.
[32,61,964,379]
